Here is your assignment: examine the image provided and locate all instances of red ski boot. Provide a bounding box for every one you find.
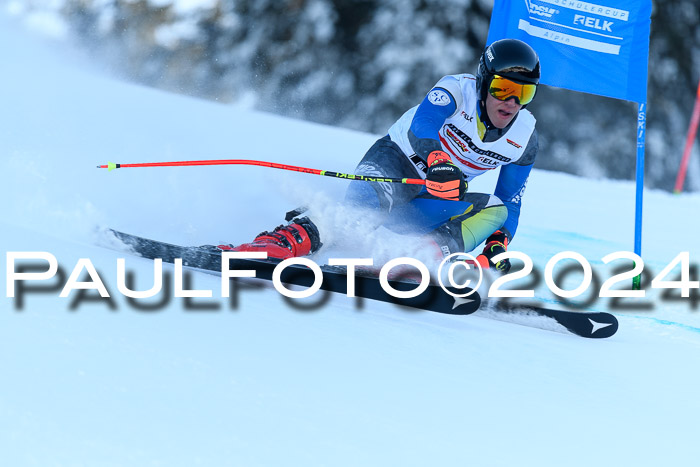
[218,217,322,260]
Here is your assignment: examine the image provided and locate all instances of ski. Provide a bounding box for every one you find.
[103,229,618,338]
[105,229,481,316]
[483,301,619,339]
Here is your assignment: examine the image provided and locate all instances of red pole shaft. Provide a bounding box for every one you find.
[674,80,700,194]
[103,159,324,174]
[97,158,426,185]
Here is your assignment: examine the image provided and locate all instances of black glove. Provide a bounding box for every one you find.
[476,230,511,273]
[425,150,467,201]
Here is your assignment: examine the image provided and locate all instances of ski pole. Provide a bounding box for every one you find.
[97,159,426,185]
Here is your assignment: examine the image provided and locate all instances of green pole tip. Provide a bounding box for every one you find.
[107,162,117,172]
[632,274,641,291]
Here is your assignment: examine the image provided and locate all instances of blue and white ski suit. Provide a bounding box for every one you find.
[346,73,538,255]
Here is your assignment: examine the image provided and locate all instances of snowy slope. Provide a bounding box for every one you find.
[2,12,700,467]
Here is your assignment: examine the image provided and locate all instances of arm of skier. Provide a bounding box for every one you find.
[407,76,463,160]
[493,129,538,240]
[477,131,538,273]
[407,76,467,200]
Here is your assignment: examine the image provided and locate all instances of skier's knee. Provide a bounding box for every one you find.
[454,204,509,253]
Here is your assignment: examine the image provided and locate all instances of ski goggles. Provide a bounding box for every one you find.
[488,75,537,105]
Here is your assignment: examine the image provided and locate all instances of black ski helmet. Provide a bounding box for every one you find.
[476,39,541,104]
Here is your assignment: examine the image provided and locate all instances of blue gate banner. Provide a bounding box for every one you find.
[486,0,652,103]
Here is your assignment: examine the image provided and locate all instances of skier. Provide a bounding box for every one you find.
[224,38,541,274]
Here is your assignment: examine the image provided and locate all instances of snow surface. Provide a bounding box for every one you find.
[2,11,700,467]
